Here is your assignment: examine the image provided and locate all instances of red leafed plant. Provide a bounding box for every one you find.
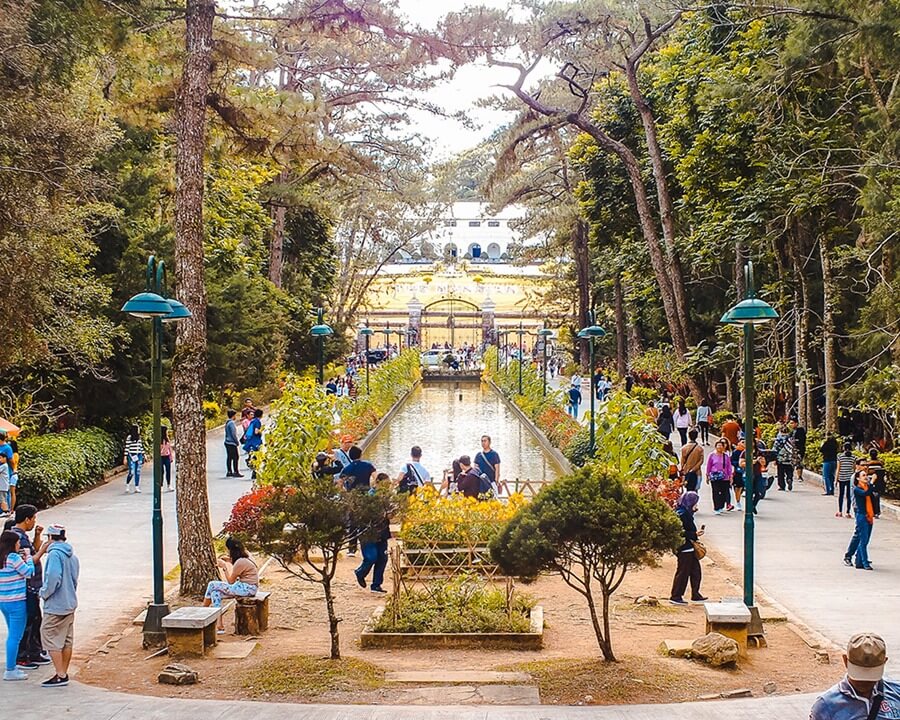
[536,406,580,452]
[638,475,683,509]
[224,486,278,536]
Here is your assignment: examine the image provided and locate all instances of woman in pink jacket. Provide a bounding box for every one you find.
[706,439,734,514]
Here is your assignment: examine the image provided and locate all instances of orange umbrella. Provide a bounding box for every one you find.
[0,418,20,438]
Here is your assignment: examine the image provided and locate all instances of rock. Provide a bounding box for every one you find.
[691,632,739,667]
[723,688,752,698]
[659,639,694,658]
[583,695,594,703]
[816,651,831,664]
[763,681,777,695]
[158,663,198,685]
[698,693,721,701]
[635,595,659,606]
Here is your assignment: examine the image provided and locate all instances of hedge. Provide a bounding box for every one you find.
[883,453,900,498]
[17,428,121,508]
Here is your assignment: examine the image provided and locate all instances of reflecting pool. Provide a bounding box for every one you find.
[363,382,565,484]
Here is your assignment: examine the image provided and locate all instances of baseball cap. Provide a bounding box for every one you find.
[846,633,887,681]
[340,434,354,444]
[46,524,66,538]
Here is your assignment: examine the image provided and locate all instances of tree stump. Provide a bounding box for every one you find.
[235,592,269,635]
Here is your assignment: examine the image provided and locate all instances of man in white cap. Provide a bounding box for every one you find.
[39,524,79,688]
[810,632,900,718]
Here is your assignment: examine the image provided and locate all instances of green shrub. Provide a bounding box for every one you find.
[882,453,900,497]
[628,386,658,405]
[803,428,825,472]
[202,400,222,420]
[17,428,120,507]
[563,424,593,466]
[758,422,779,446]
[710,409,735,432]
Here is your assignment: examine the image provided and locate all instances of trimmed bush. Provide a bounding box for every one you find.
[882,453,900,498]
[17,428,120,507]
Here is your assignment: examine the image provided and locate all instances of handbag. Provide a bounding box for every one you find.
[692,540,707,560]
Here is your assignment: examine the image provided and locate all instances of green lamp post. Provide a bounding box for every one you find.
[514,321,528,395]
[537,327,554,397]
[121,255,191,648]
[395,328,405,353]
[495,327,503,373]
[720,260,778,611]
[359,324,375,394]
[577,314,606,454]
[310,307,333,385]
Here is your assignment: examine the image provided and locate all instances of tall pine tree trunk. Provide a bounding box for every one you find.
[173,0,217,596]
[820,236,838,433]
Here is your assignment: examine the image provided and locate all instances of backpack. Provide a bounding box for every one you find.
[475,452,496,495]
[398,463,421,494]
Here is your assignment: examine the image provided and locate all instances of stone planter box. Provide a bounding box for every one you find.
[360,605,543,650]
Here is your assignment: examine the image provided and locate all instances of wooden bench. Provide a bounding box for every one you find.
[704,602,751,657]
[235,591,271,635]
[162,606,221,657]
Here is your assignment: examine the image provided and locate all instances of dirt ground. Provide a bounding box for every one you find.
[78,546,842,705]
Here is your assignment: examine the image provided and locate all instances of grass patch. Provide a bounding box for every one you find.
[502,657,683,704]
[243,655,384,698]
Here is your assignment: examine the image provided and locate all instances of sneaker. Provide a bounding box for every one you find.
[735,503,742,511]
[845,513,852,518]
[370,586,387,594]
[41,674,68,688]
[726,504,734,512]
[234,473,245,478]
[713,510,723,515]
[669,598,688,606]
[690,596,708,603]
[3,668,28,681]
[30,656,52,666]
[135,486,142,493]
[843,557,852,567]
[16,661,38,670]
[835,512,842,517]
[865,565,874,571]
[354,571,366,589]
[124,486,132,494]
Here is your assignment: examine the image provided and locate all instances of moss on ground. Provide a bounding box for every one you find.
[242,655,384,698]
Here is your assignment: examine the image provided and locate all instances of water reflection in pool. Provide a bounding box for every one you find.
[363,383,564,484]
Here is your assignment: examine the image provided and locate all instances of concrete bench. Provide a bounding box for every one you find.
[704,602,751,657]
[235,591,271,635]
[162,606,221,657]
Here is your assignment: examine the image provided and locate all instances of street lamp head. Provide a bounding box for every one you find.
[537,328,554,338]
[359,327,375,337]
[720,298,779,326]
[121,292,173,319]
[310,323,334,337]
[577,324,606,339]
[161,297,192,322]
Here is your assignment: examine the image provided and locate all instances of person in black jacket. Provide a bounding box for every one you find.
[670,491,706,605]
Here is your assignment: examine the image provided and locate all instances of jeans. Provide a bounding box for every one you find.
[1,600,27,671]
[127,457,142,487]
[837,482,852,514]
[18,592,43,662]
[848,514,873,568]
[821,460,836,494]
[684,471,699,492]
[698,421,710,444]
[161,456,172,486]
[777,463,793,490]
[670,550,702,601]
[356,540,388,590]
[677,427,688,446]
[711,480,731,511]
[225,443,239,475]
[568,402,579,418]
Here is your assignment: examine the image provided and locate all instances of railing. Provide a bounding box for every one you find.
[432,470,552,498]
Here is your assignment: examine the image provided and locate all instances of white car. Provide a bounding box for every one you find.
[420,349,444,367]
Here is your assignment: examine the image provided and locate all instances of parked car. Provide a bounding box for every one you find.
[366,349,389,364]
[420,349,443,367]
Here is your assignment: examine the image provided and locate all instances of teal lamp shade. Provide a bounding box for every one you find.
[122,292,173,319]
[537,328,554,338]
[577,324,606,339]
[161,297,192,322]
[720,298,779,326]
[310,324,334,337]
[359,327,375,337]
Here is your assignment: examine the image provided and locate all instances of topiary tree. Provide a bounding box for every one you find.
[490,465,682,661]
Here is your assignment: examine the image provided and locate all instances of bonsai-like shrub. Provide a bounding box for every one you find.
[490,465,681,661]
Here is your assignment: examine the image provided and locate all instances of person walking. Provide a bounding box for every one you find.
[789,417,807,483]
[836,442,856,518]
[810,632,900,719]
[396,446,431,494]
[720,415,741,447]
[706,440,734,515]
[657,405,675,440]
[354,494,390,595]
[773,425,795,491]
[696,399,712,445]
[673,399,692,446]
[0,529,35,680]
[680,429,704,492]
[160,426,174,492]
[567,383,582,419]
[339,446,376,557]
[730,440,746,512]
[224,409,243,478]
[669,491,706,605]
[843,469,875,570]
[39,524,79,687]
[820,432,839,496]
[203,537,258,633]
[10,505,48,669]
[242,408,264,479]
[123,425,144,494]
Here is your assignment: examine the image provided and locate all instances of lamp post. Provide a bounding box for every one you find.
[359,324,375,394]
[577,314,607,455]
[121,255,191,647]
[379,322,392,358]
[395,328,405,353]
[514,322,528,395]
[720,260,778,612]
[495,327,502,373]
[537,327,554,397]
[310,307,333,385]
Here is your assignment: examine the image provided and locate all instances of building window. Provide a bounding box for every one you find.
[443,220,457,227]
[468,220,481,227]
[487,220,501,228]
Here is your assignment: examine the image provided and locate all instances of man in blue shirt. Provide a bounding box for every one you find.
[242,409,264,479]
[474,435,503,494]
[339,446,376,492]
[810,633,900,719]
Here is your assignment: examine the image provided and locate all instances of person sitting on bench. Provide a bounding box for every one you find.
[202,537,259,633]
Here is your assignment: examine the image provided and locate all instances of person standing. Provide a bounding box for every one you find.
[645,401,659,425]
[339,446,376,557]
[844,469,875,570]
[789,417,807,483]
[11,506,48,669]
[242,409,264,480]
[396,446,431,494]
[159,426,174,492]
[656,405,675,441]
[333,434,354,471]
[0,529,35,681]
[730,441,746,512]
[7,438,19,512]
[695,399,712,445]
[862,449,887,519]
[475,435,503,495]
[567,383,582,419]
[240,398,255,431]
[706,440,734,515]
[720,415,741,448]
[224,409,242,478]
[39,524,79,687]
[123,425,144,494]
[836,443,856,518]
[624,372,634,394]
[773,425,795,491]
[680,429,704,492]
[674,399,692,446]
[0,431,11,516]
[820,433,839,496]
[810,633,900,719]
[669,491,706,605]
